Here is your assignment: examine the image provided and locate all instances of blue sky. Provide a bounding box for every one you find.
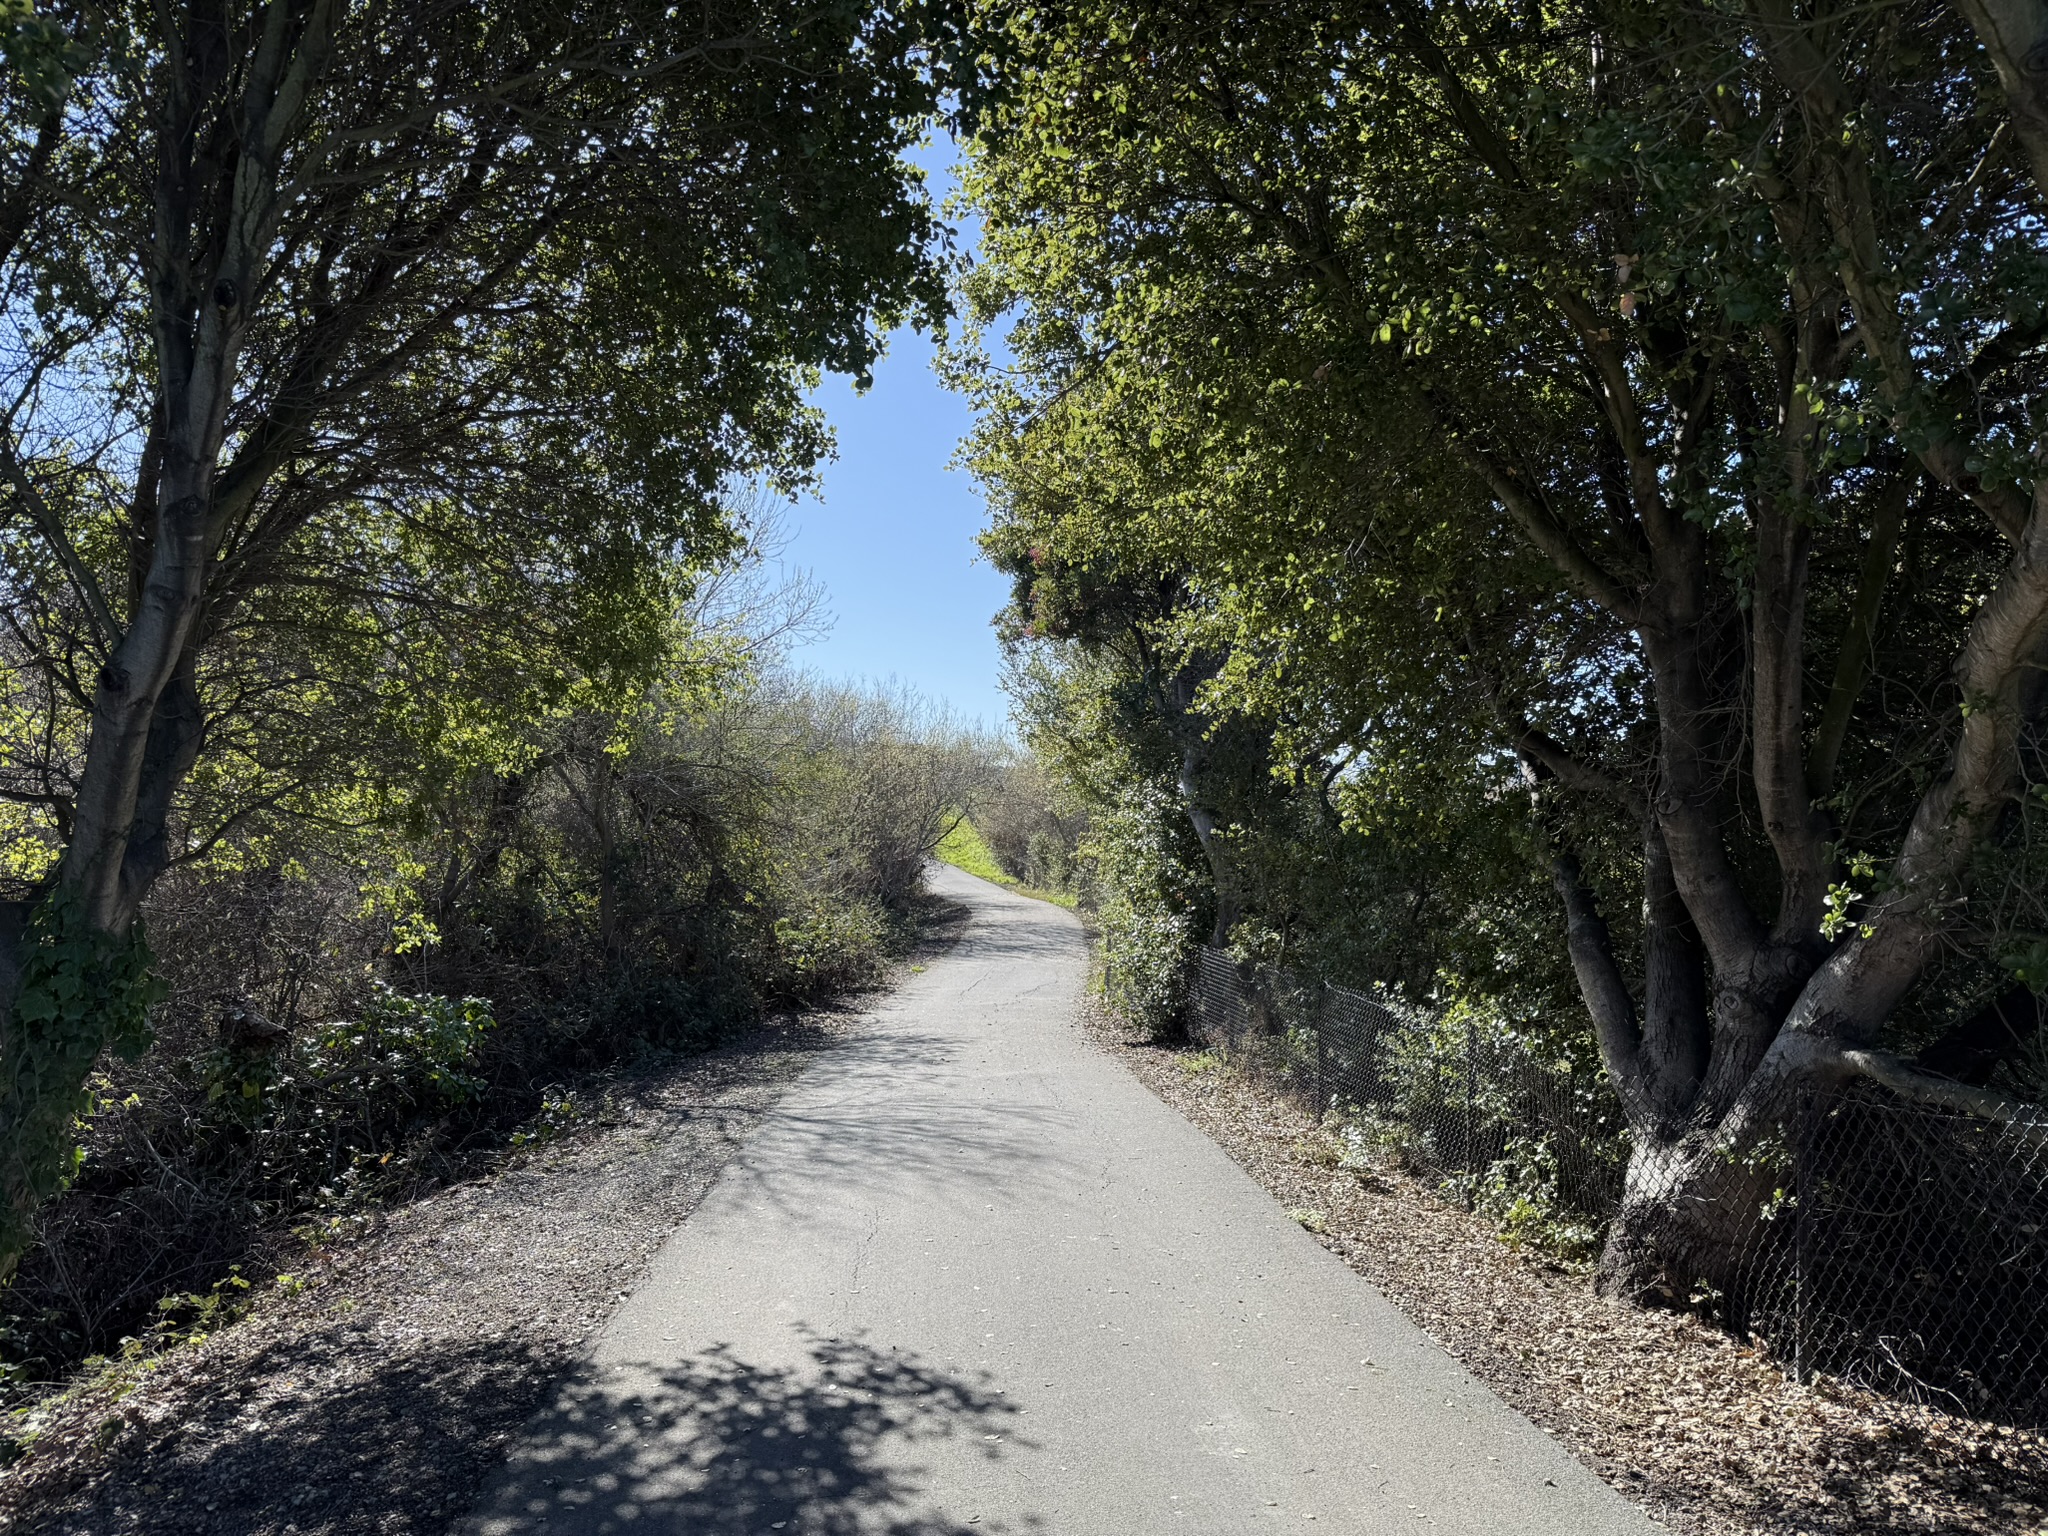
[773,148,1014,731]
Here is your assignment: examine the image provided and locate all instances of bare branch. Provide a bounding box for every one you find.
[1840,1049,2048,1146]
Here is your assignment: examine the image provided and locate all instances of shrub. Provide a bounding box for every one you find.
[762,902,891,1004]
[253,988,497,1189]
[2,669,991,1387]
[1093,780,1207,1039]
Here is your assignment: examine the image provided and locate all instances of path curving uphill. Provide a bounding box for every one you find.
[464,865,1662,1536]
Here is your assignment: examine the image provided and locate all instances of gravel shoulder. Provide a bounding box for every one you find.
[0,993,910,1536]
[1084,1006,2048,1536]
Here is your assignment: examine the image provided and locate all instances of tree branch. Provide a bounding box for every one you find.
[1436,419,1640,620]
[1840,1048,2048,1146]
[1810,465,1915,797]
[0,444,121,649]
[1949,0,2048,204]
[1784,480,2048,1043]
[1510,720,1644,817]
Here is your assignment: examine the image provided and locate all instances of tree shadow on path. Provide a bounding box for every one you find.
[469,1330,1044,1536]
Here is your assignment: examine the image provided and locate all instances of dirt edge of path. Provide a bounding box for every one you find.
[1079,1002,2048,1536]
[0,1014,848,1536]
[0,896,973,1536]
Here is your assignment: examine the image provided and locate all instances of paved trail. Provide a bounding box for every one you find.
[465,867,1661,1536]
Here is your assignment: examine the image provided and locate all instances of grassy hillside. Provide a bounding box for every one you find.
[935,817,1077,908]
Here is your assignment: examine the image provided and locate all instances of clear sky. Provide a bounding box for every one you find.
[774,149,1014,732]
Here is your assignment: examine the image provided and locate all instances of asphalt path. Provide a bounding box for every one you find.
[464,865,1662,1536]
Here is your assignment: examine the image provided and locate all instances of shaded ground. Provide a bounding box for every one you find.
[463,866,1657,1536]
[0,1008,880,1536]
[466,1332,1024,1536]
[14,884,2022,1536]
[1090,1009,2048,1536]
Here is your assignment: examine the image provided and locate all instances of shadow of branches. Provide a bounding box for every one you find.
[469,1330,1045,1536]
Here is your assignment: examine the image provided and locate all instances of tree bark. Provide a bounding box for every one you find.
[1640,827,1709,1132]
[1159,665,1243,947]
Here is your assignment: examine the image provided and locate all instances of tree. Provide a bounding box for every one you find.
[0,0,961,1276]
[959,0,2048,1299]
[957,370,1291,946]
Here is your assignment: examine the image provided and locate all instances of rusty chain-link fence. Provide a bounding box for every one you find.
[1186,946,2048,1424]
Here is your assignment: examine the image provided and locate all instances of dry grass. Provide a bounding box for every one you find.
[1088,1006,2048,1536]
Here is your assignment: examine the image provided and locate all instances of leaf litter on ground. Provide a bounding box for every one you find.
[1083,1004,2048,1536]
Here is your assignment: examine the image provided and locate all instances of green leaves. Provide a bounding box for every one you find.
[0,886,168,1279]
[301,986,498,1108]
[955,0,2048,1075]
[0,0,88,112]
[9,886,164,1061]
[0,0,972,1285]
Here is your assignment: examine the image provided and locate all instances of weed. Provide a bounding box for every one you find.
[1294,1133,1345,1169]
[509,1089,587,1149]
[150,1268,254,1349]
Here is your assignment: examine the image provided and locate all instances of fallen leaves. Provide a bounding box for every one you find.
[1092,1010,2048,1536]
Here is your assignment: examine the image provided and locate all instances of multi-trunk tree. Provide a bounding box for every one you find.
[961,0,2048,1298]
[0,0,960,1276]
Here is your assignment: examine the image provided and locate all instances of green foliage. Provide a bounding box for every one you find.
[951,0,2048,1159]
[195,987,494,1141]
[0,0,87,111]
[147,1268,255,1351]
[7,888,161,1061]
[508,1090,588,1151]
[0,889,167,1276]
[1093,780,1204,1038]
[0,0,972,1287]
[1468,1138,1602,1267]
[762,903,892,1004]
[935,811,1081,907]
[300,987,497,1109]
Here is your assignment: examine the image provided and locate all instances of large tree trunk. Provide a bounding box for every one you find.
[1596,1129,1788,1308]
[0,3,329,1281]
[62,508,213,932]
[0,556,209,1283]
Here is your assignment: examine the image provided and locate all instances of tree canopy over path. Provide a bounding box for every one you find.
[952,0,2048,1302]
[0,0,974,1281]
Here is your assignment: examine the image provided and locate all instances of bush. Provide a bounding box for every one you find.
[1102,902,1194,1038]
[1469,1136,1603,1265]
[972,757,1088,898]
[1,668,992,1387]
[1092,779,1206,1039]
[249,987,497,1194]
[761,902,891,1004]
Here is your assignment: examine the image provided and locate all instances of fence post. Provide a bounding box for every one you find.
[1462,1008,1478,1211]
[1315,983,1329,1121]
[1792,1089,1812,1385]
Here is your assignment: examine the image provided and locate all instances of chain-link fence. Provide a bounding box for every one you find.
[1186,946,2048,1424]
